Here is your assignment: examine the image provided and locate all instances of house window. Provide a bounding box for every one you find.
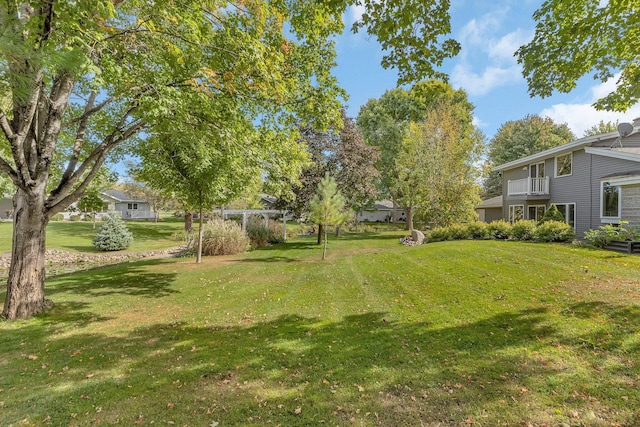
[509,205,524,224]
[555,153,572,177]
[555,203,576,228]
[528,205,546,222]
[601,182,620,220]
[127,203,138,210]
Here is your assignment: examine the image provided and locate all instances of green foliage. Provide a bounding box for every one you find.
[487,220,512,240]
[50,214,64,222]
[92,213,134,251]
[510,220,538,241]
[77,189,105,214]
[199,218,249,256]
[69,215,81,222]
[466,221,489,239]
[533,221,575,243]
[583,120,619,137]
[584,223,638,248]
[447,224,472,240]
[539,204,565,224]
[518,0,640,111]
[246,217,286,248]
[483,115,574,198]
[83,214,93,222]
[309,174,349,228]
[426,227,451,242]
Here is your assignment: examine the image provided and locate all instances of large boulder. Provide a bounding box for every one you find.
[411,229,426,245]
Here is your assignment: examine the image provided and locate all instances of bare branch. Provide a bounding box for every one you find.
[60,90,98,183]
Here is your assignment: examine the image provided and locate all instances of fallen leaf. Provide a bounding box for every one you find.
[465,418,475,425]
[27,355,38,360]
[134,415,143,424]
[295,407,302,414]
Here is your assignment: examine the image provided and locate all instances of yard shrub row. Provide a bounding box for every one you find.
[426,220,575,243]
[584,222,640,248]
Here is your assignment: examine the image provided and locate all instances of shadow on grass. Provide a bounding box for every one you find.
[45,259,179,299]
[2,302,639,426]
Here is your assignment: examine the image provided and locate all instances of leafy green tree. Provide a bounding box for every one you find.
[483,115,575,198]
[92,212,133,251]
[517,0,640,111]
[357,80,476,229]
[395,102,484,229]
[77,188,105,229]
[583,120,619,137]
[0,1,461,319]
[538,204,565,224]
[309,174,349,260]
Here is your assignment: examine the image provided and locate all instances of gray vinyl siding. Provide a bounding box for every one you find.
[622,185,640,225]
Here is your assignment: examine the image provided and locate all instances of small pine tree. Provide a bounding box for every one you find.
[92,212,134,251]
[309,174,349,260]
[538,204,565,224]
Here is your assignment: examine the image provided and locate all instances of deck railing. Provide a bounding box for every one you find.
[507,177,549,196]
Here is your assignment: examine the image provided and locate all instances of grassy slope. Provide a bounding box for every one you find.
[1,232,639,426]
[0,220,186,254]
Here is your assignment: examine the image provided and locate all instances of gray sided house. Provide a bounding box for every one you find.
[476,195,503,223]
[1,194,13,219]
[495,118,640,238]
[100,190,154,220]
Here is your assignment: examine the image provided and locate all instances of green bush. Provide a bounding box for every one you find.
[92,213,133,251]
[246,217,286,248]
[50,214,64,221]
[70,214,81,222]
[487,220,512,240]
[200,218,249,256]
[427,227,451,242]
[533,220,575,242]
[538,204,565,224]
[510,220,537,241]
[84,214,93,222]
[466,221,489,239]
[584,222,637,248]
[448,224,471,240]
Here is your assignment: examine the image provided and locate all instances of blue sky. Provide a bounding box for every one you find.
[333,0,640,141]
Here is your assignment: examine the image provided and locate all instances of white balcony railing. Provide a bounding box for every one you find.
[507,177,549,196]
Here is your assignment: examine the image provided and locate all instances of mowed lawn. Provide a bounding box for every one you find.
[1,232,640,426]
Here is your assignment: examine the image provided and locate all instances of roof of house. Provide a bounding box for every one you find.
[493,124,640,171]
[101,190,146,203]
[476,195,502,209]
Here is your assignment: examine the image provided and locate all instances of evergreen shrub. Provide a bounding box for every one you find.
[50,214,64,221]
[533,220,575,242]
[466,221,489,239]
[487,220,512,240]
[70,214,81,222]
[510,220,537,241]
[538,204,565,224]
[92,213,134,251]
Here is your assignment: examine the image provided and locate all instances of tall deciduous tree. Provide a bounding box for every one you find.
[308,174,349,260]
[357,80,475,229]
[0,1,461,319]
[583,120,619,137]
[77,188,105,229]
[482,115,575,199]
[517,0,640,111]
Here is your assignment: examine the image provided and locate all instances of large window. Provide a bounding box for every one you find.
[555,153,572,177]
[601,182,620,220]
[509,205,524,224]
[555,203,576,228]
[528,205,546,222]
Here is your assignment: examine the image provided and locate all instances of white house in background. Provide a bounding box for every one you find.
[357,200,406,223]
[100,190,155,220]
[1,194,13,220]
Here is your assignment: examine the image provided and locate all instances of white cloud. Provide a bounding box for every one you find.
[541,75,640,137]
[451,63,521,96]
[345,4,366,26]
[488,29,532,61]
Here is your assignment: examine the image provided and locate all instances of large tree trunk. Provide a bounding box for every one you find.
[405,208,414,231]
[184,211,193,232]
[3,188,51,320]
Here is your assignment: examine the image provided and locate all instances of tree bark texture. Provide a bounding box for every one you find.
[184,212,193,232]
[3,188,51,320]
[317,224,323,245]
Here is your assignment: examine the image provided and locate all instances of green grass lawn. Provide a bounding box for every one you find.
[0,219,186,254]
[1,233,640,426]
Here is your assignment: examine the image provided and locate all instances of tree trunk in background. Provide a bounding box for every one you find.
[405,208,414,231]
[317,224,323,245]
[196,206,204,264]
[2,188,51,320]
[184,211,193,232]
[322,228,328,260]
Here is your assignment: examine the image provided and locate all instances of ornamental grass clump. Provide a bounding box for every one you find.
[201,218,250,256]
[92,212,134,251]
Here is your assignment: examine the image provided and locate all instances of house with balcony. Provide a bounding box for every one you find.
[494,118,640,238]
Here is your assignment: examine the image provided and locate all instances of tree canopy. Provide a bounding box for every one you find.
[517,0,640,111]
[583,120,619,137]
[483,115,575,199]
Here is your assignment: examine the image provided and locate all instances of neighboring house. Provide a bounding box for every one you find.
[100,190,155,220]
[476,195,503,223]
[494,118,640,238]
[357,200,406,223]
[1,194,13,220]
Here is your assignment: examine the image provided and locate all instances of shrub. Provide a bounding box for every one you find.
[70,214,81,222]
[84,214,93,222]
[50,214,64,221]
[510,220,537,241]
[538,204,565,224]
[92,213,133,251]
[246,217,286,248]
[584,222,637,248]
[200,218,249,256]
[427,227,451,242]
[466,221,489,239]
[487,220,512,240]
[533,220,575,242]
[448,224,471,240]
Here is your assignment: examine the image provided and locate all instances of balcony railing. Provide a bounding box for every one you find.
[507,177,549,196]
